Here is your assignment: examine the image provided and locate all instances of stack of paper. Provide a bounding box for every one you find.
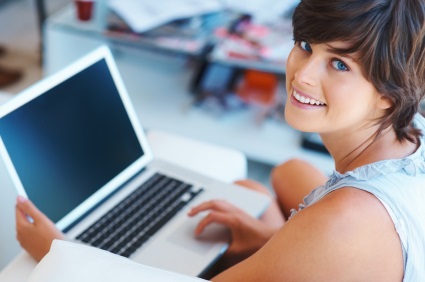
[108,0,224,33]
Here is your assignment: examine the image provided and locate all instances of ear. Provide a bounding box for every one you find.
[377,95,393,110]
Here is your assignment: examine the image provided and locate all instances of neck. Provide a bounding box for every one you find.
[321,126,417,174]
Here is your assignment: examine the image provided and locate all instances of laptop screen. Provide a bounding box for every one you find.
[0,57,144,224]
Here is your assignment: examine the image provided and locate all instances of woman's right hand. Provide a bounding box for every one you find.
[188,199,278,259]
[15,196,64,262]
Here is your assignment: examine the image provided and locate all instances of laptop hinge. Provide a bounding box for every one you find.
[62,167,147,233]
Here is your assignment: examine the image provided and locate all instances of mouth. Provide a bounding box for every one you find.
[292,89,326,106]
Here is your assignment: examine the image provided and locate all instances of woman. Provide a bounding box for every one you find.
[16,0,425,280]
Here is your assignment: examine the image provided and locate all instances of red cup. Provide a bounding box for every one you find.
[75,0,95,21]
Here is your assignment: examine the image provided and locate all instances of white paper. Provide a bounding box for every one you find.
[108,0,224,33]
[221,0,300,23]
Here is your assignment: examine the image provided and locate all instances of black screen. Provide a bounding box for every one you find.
[0,59,144,223]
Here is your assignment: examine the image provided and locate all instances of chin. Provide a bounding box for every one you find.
[284,108,319,133]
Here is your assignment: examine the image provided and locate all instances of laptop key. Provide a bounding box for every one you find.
[76,173,204,258]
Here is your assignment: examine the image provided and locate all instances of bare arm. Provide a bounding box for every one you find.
[212,188,403,281]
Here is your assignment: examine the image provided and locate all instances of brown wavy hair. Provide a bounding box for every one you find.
[292,0,425,143]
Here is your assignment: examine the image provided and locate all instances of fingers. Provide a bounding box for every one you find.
[194,211,235,236]
[188,199,238,217]
[15,201,31,229]
[16,196,44,223]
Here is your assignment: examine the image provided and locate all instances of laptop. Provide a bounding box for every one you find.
[0,46,269,277]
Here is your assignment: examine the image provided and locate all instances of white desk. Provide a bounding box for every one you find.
[43,4,334,173]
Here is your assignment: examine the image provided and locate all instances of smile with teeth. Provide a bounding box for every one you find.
[293,90,326,106]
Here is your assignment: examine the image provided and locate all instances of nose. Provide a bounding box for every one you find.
[294,56,321,87]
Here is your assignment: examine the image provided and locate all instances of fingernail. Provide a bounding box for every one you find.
[17,196,27,204]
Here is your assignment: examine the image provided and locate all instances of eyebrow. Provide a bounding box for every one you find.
[324,44,358,62]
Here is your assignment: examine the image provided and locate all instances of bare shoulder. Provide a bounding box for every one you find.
[214,187,403,282]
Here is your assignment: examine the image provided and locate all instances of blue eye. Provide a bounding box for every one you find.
[331,60,348,71]
[300,41,312,53]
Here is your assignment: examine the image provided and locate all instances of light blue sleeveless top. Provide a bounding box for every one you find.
[291,114,425,281]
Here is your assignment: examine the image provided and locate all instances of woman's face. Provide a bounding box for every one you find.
[285,41,390,135]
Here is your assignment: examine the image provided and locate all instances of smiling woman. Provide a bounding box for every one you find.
[14,0,425,281]
[210,0,425,280]
[284,40,392,137]
[291,0,425,143]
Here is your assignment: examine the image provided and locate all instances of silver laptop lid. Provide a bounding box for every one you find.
[0,46,154,230]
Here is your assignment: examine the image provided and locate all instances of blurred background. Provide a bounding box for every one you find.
[0,0,69,93]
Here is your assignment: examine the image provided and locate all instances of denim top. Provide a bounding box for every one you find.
[290,114,425,281]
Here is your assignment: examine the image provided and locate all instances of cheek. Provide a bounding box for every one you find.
[324,82,377,118]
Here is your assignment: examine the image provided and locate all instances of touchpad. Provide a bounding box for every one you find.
[167,217,230,254]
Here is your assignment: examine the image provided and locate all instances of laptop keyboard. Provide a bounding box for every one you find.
[76,173,204,258]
